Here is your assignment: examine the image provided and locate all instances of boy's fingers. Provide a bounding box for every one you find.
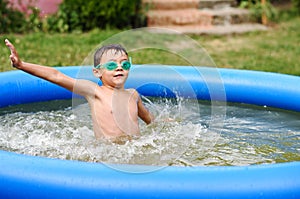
[5,39,20,68]
[9,55,19,68]
[10,55,15,61]
[9,55,15,64]
[4,39,12,48]
[5,39,17,55]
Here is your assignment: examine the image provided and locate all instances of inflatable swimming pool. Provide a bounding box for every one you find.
[0,65,300,198]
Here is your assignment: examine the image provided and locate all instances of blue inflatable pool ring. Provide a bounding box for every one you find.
[0,65,300,198]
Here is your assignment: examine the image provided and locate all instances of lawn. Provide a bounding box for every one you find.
[197,17,300,75]
[0,17,299,75]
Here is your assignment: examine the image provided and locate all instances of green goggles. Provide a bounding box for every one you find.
[94,57,132,71]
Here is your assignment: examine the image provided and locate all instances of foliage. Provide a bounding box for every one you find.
[46,0,146,33]
[292,0,300,14]
[0,0,146,34]
[240,0,279,23]
[26,7,43,32]
[0,0,26,33]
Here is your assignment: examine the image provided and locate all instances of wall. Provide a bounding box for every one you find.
[8,0,62,16]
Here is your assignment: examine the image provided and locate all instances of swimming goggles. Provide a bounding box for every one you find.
[94,57,132,71]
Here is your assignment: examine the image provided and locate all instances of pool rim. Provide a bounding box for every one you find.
[0,65,299,198]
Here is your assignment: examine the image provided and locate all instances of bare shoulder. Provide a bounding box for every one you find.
[73,79,98,97]
[75,79,97,85]
[74,79,98,88]
[125,88,140,101]
[126,88,139,95]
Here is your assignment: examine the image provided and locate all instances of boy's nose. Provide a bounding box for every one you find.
[116,63,123,70]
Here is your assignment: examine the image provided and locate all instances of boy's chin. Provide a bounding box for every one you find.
[112,81,125,89]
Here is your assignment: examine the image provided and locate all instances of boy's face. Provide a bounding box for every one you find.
[93,49,130,89]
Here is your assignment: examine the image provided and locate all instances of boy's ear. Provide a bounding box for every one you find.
[93,68,102,79]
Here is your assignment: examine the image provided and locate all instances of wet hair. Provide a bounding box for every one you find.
[94,44,128,67]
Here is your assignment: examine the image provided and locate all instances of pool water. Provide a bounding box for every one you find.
[0,98,299,166]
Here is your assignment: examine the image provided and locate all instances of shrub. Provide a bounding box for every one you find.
[46,0,146,32]
[0,0,146,33]
[292,0,300,14]
[240,0,278,23]
[0,0,26,33]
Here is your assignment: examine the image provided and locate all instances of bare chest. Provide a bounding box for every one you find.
[92,89,138,118]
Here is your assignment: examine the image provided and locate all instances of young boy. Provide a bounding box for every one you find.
[5,39,154,142]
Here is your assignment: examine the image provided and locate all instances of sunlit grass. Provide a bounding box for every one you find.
[1,17,299,75]
[197,17,300,75]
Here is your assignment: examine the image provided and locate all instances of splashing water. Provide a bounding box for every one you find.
[0,98,299,166]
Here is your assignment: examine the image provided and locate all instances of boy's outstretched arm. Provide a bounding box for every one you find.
[5,39,79,94]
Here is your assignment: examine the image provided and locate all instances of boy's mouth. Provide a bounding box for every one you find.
[114,73,124,77]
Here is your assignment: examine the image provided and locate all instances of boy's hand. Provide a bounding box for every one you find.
[5,39,22,68]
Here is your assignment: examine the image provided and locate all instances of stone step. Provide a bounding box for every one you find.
[147,7,251,26]
[143,0,199,10]
[147,9,211,26]
[204,7,251,25]
[143,0,238,10]
[143,0,267,35]
[147,23,268,35]
[198,0,237,9]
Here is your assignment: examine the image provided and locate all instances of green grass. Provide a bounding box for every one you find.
[197,17,300,75]
[1,17,299,75]
[0,30,120,71]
